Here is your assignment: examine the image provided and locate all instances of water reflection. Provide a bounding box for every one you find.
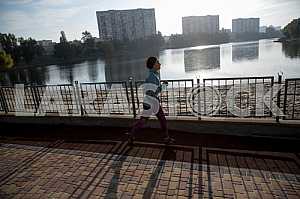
[105,53,158,82]
[282,42,300,58]
[59,65,74,84]
[0,67,47,86]
[87,60,99,82]
[1,39,300,85]
[184,47,220,72]
[232,42,259,62]
[28,67,47,85]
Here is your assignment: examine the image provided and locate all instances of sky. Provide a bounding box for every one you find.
[0,0,299,42]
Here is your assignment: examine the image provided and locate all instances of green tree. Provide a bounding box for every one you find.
[54,42,72,59]
[70,41,84,57]
[282,40,300,58]
[54,39,85,60]
[19,37,41,64]
[0,50,14,70]
[0,33,21,63]
[81,31,95,56]
[81,31,92,42]
[282,18,300,39]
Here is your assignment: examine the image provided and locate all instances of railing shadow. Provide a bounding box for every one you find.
[1,137,300,198]
[205,149,300,198]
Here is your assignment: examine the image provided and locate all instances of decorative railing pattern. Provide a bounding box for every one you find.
[283,78,300,120]
[202,76,274,117]
[0,75,299,120]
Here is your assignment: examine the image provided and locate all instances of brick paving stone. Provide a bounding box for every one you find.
[93,186,105,195]
[0,141,300,198]
[168,181,178,190]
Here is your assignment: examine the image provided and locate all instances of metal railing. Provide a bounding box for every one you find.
[0,85,36,114]
[33,84,80,116]
[134,79,194,117]
[80,81,130,116]
[283,78,300,120]
[0,75,299,120]
[0,87,7,113]
[202,76,274,117]
[0,84,80,116]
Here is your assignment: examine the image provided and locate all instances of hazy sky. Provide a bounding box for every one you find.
[0,0,299,42]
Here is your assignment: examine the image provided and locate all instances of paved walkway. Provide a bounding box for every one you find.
[0,137,299,199]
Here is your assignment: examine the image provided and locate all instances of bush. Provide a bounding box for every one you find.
[0,50,14,70]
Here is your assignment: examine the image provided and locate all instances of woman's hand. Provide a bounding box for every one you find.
[162,80,168,85]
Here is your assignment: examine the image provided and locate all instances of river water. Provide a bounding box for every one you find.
[2,38,300,85]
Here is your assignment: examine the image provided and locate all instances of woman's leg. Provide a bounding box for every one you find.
[130,116,148,136]
[156,106,169,138]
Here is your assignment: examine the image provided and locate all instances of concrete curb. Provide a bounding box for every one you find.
[1,115,300,140]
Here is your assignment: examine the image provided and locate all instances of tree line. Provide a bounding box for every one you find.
[54,31,164,60]
[165,32,230,49]
[0,31,165,71]
[166,26,283,49]
[0,33,44,69]
[282,18,300,40]
[280,18,300,58]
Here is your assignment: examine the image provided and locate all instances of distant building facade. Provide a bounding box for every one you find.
[274,26,281,31]
[37,40,52,46]
[221,28,231,33]
[93,37,103,43]
[182,15,219,35]
[96,8,156,41]
[259,26,267,33]
[232,18,260,33]
[37,40,55,55]
[163,36,170,42]
[70,40,82,45]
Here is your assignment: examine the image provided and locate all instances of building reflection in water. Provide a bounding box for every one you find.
[105,52,159,82]
[184,47,220,72]
[0,67,47,86]
[282,41,300,58]
[87,60,99,82]
[232,42,259,62]
[59,65,74,84]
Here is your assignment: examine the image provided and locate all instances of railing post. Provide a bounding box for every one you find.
[0,88,8,114]
[74,81,84,116]
[203,79,206,116]
[276,74,282,122]
[197,78,201,120]
[283,79,288,120]
[30,83,39,115]
[124,82,131,114]
[269,77,274,118]
[129,77,137,119]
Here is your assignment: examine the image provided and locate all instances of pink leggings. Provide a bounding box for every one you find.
[130,106,168,137]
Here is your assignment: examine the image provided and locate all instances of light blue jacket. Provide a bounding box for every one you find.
[145,68,162,99]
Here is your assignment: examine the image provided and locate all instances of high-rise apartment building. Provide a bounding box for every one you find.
[96,8,156,41]
[182,15,219,35]
[232,18,260,33]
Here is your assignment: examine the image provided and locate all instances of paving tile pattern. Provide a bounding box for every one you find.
[0,140,299,199]
[203,151,300,199]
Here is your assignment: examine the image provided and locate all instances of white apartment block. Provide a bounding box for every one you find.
[96,8,156,41]
[182,15,219,35]
[232,18,260,33]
